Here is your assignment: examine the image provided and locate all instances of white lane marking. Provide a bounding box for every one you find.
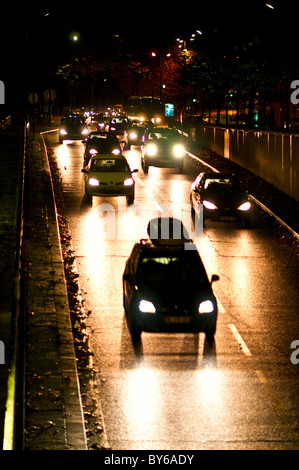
[228,323,252,357]
[255,370,286,412]
[153,200,163,212]
[144,187,154,198]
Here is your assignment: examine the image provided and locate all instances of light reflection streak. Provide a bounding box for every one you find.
[123,367,160,427]
[194,369,222,404]
[56,140,71,170]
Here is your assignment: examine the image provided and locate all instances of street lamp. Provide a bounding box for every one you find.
[150,51,171,101]
[70,32,80,42]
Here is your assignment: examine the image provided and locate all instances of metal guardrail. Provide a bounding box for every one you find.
[0,115,12,130]
[2,122,26,450]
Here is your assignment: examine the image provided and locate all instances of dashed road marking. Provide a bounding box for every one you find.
[228,323,252,357]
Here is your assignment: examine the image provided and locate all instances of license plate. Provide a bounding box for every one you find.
[164,316,191,324]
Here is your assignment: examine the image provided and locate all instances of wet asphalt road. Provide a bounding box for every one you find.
[44,131,299,450]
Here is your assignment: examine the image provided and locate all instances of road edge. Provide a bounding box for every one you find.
[39,131,88,450]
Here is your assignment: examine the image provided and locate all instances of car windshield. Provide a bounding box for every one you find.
[148,130,179,141]
[138,254,207,284]
[90,158,129,172]
[61,118,84,126]
[88,135,118,145]
[111,117,128,124]
[204,178,244,194]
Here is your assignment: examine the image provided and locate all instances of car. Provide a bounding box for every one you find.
[190,172,252,225]
[59,117,89,143]
[82,132,122,165]
[85,113,104,132]
[107,115,130,136]
[124,121,148,148]
[123,217,219,343]
[81,153,138,205]
[141,126,186,173]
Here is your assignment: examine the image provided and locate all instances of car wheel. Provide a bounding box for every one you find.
[84,191,92,205]
[205,324,216,345]
[126,311,142,343]
[126,193,134,205]
[143,160,149,174]
[130,325,142,343]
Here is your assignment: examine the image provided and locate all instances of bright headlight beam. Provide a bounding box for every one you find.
[173,144,185,158]
[139,300,156,314]
[238,201,251,211]
[124,177,134,186]
[203,200,217,210]
[88,177,100,186]
[198,300,214,314]
[146,143,158,156]
[129,132,138,139]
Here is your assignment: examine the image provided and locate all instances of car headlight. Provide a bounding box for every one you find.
[124,177,134,186]
[203,200,217,210]
[89,148,98,155]
[82,128,89,135]
[112,148,121,155]
[60,129,67,135]
[129,132,138,140]
[146,143,158,156]
[173,144,185,158]
[88,177,100,186]
[198,300,214,314]
[238,201,251,211]
[139,300,156,314]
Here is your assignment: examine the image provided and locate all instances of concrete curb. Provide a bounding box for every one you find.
[24,131,87,449]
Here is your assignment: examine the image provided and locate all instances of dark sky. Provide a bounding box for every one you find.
[1,0,298,109]
[3,0,288,48]
[2,0,296,54]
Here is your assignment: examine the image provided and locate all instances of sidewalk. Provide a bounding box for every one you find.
[23,129,87,449]
[0,124,24,449]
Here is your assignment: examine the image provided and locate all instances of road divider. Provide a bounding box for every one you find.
[187,151,299,242]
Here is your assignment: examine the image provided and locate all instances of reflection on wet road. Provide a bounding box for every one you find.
[46,133,299,450]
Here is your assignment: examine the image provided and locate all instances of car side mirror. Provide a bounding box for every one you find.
[132,169,138,173]
[211,274,220,284]
[81,168,87,173]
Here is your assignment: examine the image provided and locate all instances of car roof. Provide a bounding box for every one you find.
[199,172,238,180]
[138,238,196,252]
[91,153,126,161]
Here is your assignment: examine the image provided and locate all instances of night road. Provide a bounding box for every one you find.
[43,131,299,450]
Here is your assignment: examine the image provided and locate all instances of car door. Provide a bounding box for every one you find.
[192,176,203,208]
[123,245,141,312]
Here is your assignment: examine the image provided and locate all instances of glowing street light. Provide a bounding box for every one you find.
[70,31,80,42]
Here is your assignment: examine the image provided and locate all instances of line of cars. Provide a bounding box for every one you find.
[58,113,252,345]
